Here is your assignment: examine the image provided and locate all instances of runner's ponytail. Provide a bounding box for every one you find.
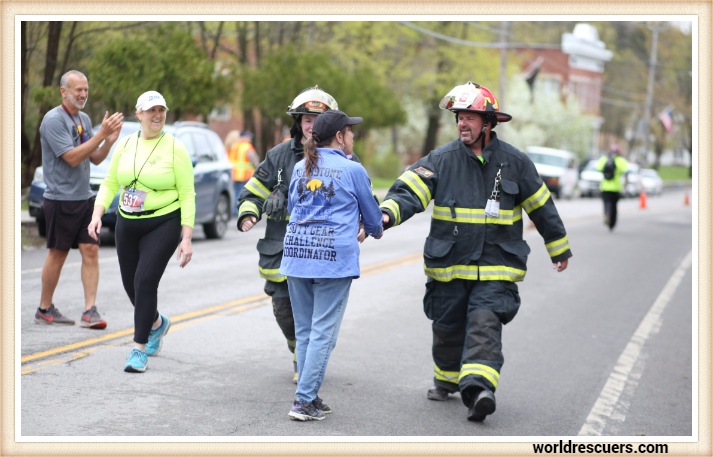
[304,128,348,180]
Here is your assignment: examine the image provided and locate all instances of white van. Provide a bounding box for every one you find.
[524,146,579,199]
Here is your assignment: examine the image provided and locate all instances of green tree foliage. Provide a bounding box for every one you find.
[240,46,406,139]
[505,77,596,159]
[88,24,236,120]
[20,20,693,189]
[597,22,692,152]
[319,21,500,159]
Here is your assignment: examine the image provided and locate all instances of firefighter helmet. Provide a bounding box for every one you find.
[286,86,338,117]
[439,82,512,123]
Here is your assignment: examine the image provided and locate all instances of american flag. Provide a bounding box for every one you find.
[658,107,674,135]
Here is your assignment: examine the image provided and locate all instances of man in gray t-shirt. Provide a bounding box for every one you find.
[41,106,95,201]
[35,70,123,328]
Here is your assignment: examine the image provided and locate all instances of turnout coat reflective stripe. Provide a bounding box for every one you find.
[237,137,369,282]
[380,133,572,282]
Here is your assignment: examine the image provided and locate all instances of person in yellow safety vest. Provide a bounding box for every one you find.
[595,144,630,231]
[225,130,259,215]
[380,82,572,422]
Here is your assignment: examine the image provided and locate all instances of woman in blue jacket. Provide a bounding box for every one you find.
[279,110,384,421]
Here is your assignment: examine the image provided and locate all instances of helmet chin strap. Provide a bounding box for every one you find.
[474,121,492,150]
[289,115,302,140]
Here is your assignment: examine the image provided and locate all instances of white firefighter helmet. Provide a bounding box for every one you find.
[286,86,338,117]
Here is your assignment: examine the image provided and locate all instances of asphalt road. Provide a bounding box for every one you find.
[19,189,694,438]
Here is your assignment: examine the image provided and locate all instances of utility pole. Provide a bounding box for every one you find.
[642,22,663,165]
[498,20,509,140]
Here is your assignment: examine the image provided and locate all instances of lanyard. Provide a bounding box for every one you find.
[129,131,165,190]
[60,103,85,144]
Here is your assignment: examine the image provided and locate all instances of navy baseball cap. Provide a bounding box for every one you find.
[311,110,362,142]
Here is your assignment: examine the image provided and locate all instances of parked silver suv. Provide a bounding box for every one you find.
[28,120,234,239]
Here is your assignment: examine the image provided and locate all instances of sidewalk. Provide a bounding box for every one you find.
[21,210,34,225]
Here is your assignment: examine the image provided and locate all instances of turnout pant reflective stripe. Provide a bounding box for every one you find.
[434,363,460,385]
[260,267,287,282]
[459,363,500,388]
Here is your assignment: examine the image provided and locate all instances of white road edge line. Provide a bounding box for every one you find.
[578,250,693,436]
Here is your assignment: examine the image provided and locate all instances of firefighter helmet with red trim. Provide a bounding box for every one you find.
[439,81,512,123]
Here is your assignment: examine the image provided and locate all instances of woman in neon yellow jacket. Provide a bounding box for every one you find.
[88,91,195,373]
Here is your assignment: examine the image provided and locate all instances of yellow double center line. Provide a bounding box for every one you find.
[24,203,687,374]
[20,252,424,374]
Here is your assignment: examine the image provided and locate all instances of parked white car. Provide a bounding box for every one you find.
[578,159,602,198]
[623,163,643,198]
[640,168,664,196]
[524,146,579,199]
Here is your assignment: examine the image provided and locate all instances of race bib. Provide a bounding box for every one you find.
[121,187,147,212]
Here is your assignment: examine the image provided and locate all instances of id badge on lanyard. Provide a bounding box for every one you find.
[484,167,502,218]
[121,187,148,212]
[122,131,165,213]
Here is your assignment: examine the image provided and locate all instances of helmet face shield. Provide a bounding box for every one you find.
[439,85,478,110]
[287,86,338,116]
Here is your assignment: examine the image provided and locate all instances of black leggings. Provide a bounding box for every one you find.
[601,191,621,229]
[115,210,181,344]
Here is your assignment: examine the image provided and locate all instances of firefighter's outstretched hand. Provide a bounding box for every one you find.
[382,212,390,227]
[553,259,569,272]
[240,215,257,232]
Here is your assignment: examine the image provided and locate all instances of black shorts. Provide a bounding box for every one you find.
[43,197,99,251]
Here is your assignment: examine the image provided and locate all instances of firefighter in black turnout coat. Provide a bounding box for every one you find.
[380,82,572,422]
[237,86,371,384]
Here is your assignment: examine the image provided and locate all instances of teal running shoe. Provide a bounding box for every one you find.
[124,349,148,373]
[145,314,171,356]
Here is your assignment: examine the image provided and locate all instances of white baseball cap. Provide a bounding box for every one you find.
[135,91,169,111]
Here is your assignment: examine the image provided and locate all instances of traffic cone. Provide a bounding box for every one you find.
[684,190,690,205]
[639,190,647,209]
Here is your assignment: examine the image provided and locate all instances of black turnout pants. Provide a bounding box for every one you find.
[265,279,297,367]
[601,191,621,229]
[424,278,520,407]
[115,210,181,344]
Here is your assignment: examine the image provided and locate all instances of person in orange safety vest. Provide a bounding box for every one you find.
[225,130,259,215]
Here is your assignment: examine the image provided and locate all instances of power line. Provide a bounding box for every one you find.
[465,21,508,35]
[600,96,645,108]
[602,85,647,100]
[400,21,690,117]
[398,21,560,49]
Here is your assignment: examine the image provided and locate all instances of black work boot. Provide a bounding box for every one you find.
[427,385,453,401]
[467,389,496,422]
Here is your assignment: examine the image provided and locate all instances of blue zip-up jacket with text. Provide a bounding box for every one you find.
[279,148,383,279]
